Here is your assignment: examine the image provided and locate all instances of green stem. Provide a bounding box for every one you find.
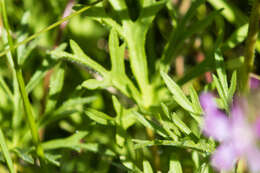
[15,68,44,158]
[0,0,44,159]
[240,0,260,92]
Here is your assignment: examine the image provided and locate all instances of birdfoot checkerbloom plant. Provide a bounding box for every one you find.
[200,93,260,172]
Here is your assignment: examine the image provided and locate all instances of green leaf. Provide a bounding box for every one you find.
[177,59,214,85]
[180,10,220,50]
[143,160,153,173]
[207,0,247,26]
[12,148,34,164]
[161,102,171,120]
[26,59,55,94]
[180,0,205,27]
[215,51,228,99]
[228,71,237,101]
[133,111,168,138]
[0,4,95,58]
[177,27,223,85]
[50,41,108,77]
[133,139,214,153]
[192,151,200,170]
[161,71,197,114]
[222,24,248,50]
[83,6,124,36]
[44,153,61,167]
[42,131,88,152]
[225,56,244,69]
[85,108,115,125]
[70,40,108,76]
[133,111,153,129]
[0,75,13,101]
[197,163,210,173]
[112,96,121,117]
[109,28,125,74]
[189,86,203,114]
[81,79,110,90]
[158,114,179,141]
[79,143,115,156]
[213,75,228,109]
[17,35,37,66]
[108,0,128,14]
[0,129,15,173]
[169,156,182,173]
[171,113,191,135]
[140,0,166,22]
[44,62,65,115]
[160,0,209,67]
[40,96,96,126]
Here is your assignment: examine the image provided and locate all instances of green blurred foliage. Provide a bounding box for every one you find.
[0,0,257,172]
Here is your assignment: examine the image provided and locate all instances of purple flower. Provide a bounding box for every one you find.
[200,93,260,172]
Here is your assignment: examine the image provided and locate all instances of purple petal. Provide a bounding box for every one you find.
[199,92,218,114]
[211,142,238,171]
[203,110,230,141]
[200,92,230,141]
[230,104,244,122]
[231,121,254,154]
[230,105,256,154]
[246,147,260,172]
[254,117,260,138]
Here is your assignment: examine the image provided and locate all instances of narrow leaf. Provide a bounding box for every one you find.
[161,103,171,120]
[228,71,237,100]
[0,129,15,173]
[133,139,214,153]
[45,62,65,115]
[213,75,228,109]
[161,71,197,114]
[215,51,228,99]
[12,148,34,164]
[26,59,55,94]
[44,153,61,166]
[85,108,115,125]
[109,28,125,74]
[133,112,168,138]
[172,113,191,135]
[169,157,182,173]
[189,86,203,114]
[143,160,153,173]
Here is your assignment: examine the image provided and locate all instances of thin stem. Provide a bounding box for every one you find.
[0,0,101,58]
[0,0,44,159]
[15,68,44,158]
[54,0,75,47]
[240,0,260,92]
